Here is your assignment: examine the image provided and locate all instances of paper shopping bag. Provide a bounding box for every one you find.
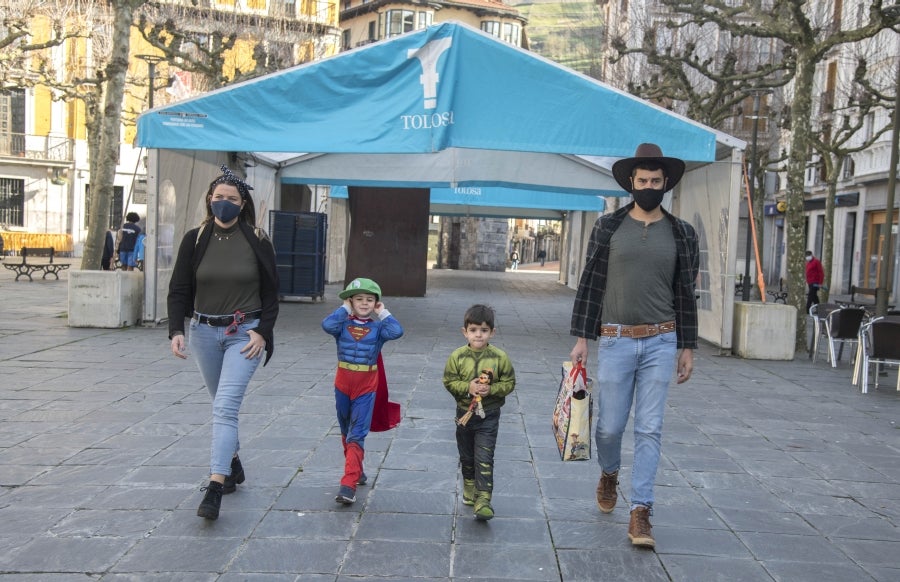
[552,361,593,461]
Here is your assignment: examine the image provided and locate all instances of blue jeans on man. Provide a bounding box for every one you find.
[188,317,262,476]
[595,331,677,509]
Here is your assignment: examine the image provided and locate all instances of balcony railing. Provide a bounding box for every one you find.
[0,133,74,163]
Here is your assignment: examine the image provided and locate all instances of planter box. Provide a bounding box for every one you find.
[732,301,797,360]
[68,270,143,328]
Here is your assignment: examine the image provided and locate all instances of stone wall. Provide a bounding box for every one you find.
[439,217,508,271]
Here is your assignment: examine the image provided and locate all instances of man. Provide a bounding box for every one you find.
[116,212,142,271]
[805,250,824,313]
[570,143,699,548]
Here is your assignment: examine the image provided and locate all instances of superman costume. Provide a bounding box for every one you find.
[322,304,403,490]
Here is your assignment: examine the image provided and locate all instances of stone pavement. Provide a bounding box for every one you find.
[0,264,898,582]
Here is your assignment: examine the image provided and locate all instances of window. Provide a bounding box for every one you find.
[385,10,415,37]
[342,29,351,50]
[842,155,854,179]
[821,61,837,115]
[84,184,124,230]
[0,89,26,156]
[502,23,520,45]
[481,21,501,37]
[418,11,432,29]
[0,177,24,226]
[368,21,376,40]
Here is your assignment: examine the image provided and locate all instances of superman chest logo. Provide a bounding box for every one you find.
[347,325,373,341]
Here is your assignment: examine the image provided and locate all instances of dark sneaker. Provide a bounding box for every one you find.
[596,470,618,513]
[628,506,655,548]
[474,491,493,521]
[462,479,476,506]
[357,472,367,486]
[223,456,245,494]
[197,481,224,520]
[335,485,356,505]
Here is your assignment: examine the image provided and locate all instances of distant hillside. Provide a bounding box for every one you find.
[512,1,606,79]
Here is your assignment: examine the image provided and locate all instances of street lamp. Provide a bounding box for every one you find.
[742,88,772,301]
[876,5,900,316]
[137,54,164,110]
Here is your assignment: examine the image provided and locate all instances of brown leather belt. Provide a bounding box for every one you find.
[600,321,676,339]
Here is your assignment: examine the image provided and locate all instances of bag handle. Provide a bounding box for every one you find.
[569,361,588,391]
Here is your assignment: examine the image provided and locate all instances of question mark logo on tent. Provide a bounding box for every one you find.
[408,37,452,110]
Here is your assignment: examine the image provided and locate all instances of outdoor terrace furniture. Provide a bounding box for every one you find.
[2,247,70,281]
[809,303,843,361]
[850,285,877,304]
[853,316,900,394]
[823,306,866,368]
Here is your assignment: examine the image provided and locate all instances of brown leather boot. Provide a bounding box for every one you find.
[628,506,655,548]
[596,470,618,513]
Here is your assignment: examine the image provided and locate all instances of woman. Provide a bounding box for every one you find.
[168,165,279,520]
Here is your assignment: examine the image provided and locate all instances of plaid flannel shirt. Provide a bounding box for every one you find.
[570,203,700,349]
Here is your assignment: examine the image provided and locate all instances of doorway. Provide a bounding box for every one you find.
[345,187,429,296]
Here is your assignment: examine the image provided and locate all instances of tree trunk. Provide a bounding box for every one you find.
[785,53,816,353]
[81,1,143,270]
[820,154,842,304]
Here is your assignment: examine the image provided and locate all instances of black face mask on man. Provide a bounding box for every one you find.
[631,188,665,212]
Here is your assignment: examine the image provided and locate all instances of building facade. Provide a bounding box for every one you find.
[339,0,527,50]
[0,0,341,256]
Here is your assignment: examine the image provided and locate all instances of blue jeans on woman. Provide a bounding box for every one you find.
[595,330,677,509]
[188,317,262,476]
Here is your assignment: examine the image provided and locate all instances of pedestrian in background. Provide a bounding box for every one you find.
[570,143,699,548]
[443,304,516,520]
[509,249,519,270]
[168,166,279,521]
[805,250,825,313]
[322,278,403,505]
[116,212,142,271]
[537,249,547,267]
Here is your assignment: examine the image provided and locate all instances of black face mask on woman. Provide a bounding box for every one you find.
[631,188,665,212]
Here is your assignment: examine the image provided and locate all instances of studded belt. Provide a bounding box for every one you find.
[599,321,676,339]
[193,310,262,327]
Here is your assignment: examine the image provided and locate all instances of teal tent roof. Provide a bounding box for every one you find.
[137,21,735,198]
[328,185,605,219]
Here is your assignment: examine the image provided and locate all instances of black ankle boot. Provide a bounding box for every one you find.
[222,456,245,494]
[197,481,224,520]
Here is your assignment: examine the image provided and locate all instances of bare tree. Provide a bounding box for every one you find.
[80,0,147,270]
[810,45,895,303]
[136,1,339,91]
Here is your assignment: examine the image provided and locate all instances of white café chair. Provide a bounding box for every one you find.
[823,306,866,368]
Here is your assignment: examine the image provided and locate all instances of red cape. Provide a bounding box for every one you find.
[370,353,401,432]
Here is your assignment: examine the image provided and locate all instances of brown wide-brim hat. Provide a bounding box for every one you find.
[611,143,686,193]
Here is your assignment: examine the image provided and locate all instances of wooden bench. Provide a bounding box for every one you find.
[2,247,70,281]
[850,285,877,304]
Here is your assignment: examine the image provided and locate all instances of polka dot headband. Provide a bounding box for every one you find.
[211,165,254,200]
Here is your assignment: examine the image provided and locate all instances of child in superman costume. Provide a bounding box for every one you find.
[322,278,403,504]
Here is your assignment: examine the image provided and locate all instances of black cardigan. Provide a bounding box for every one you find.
[167,221,280,364]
